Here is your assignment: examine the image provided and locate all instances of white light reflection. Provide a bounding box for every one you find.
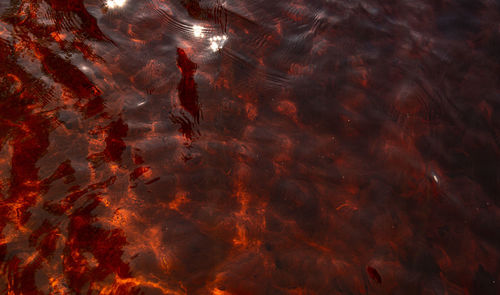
[190,24,228,52]
[432,172,439,183]
[192,25,205,38]
[208,35,228,52]
[106,0,126,9]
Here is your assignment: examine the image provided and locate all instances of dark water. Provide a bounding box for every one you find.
[0,0,499,294]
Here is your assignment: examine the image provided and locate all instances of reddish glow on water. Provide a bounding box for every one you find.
[0,0,499,294]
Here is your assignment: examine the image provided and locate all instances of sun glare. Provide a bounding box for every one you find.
[106,0,127,9]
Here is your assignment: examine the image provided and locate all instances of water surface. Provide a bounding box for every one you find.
[0,0,499,294]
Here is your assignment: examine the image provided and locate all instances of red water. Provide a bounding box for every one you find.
[0,0,499,294]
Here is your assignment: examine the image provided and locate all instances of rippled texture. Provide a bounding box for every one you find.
[0,0,499,294]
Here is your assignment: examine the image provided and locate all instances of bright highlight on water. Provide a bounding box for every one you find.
[106,0,127,9]
[192,25,227,52]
